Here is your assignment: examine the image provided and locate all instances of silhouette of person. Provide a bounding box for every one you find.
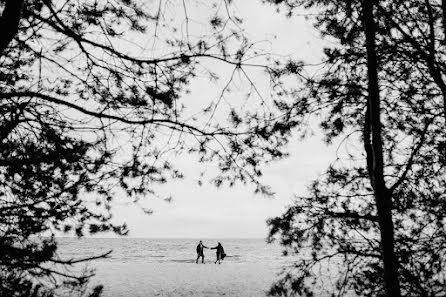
[196,240,208,264]
[211,242,226,264]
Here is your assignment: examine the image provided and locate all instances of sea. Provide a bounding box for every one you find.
[56,238,290,297]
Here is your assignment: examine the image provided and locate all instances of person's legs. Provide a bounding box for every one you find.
[196,254,200,264]
[202,255,205,263]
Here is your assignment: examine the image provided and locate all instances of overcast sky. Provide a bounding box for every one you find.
[101,0,334,239]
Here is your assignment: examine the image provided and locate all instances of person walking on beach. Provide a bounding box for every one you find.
[196,240,208,264]
[211,242,226,264]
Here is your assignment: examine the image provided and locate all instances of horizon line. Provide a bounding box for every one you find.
[54,236,269,240]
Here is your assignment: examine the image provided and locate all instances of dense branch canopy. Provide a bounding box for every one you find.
[264,0,446,296]
[0,0,301,295]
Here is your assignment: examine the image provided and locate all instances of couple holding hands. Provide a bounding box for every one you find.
[196,240,226,264]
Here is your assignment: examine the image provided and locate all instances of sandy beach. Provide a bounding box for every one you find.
[57,238,285,297]
[90,262,279,297]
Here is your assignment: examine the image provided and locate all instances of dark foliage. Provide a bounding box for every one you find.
[265,0,446,296]
[0,0,298,295]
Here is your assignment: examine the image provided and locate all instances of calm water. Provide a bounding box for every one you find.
[55,238,290,297]
[56,238,285,265]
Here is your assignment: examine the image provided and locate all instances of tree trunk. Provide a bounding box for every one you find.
[442,0,446,46]
[430,0,446,122]
[361,1,401,296]
[0,0,25,55]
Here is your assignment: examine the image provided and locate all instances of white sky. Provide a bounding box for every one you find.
[103,0,334,239]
